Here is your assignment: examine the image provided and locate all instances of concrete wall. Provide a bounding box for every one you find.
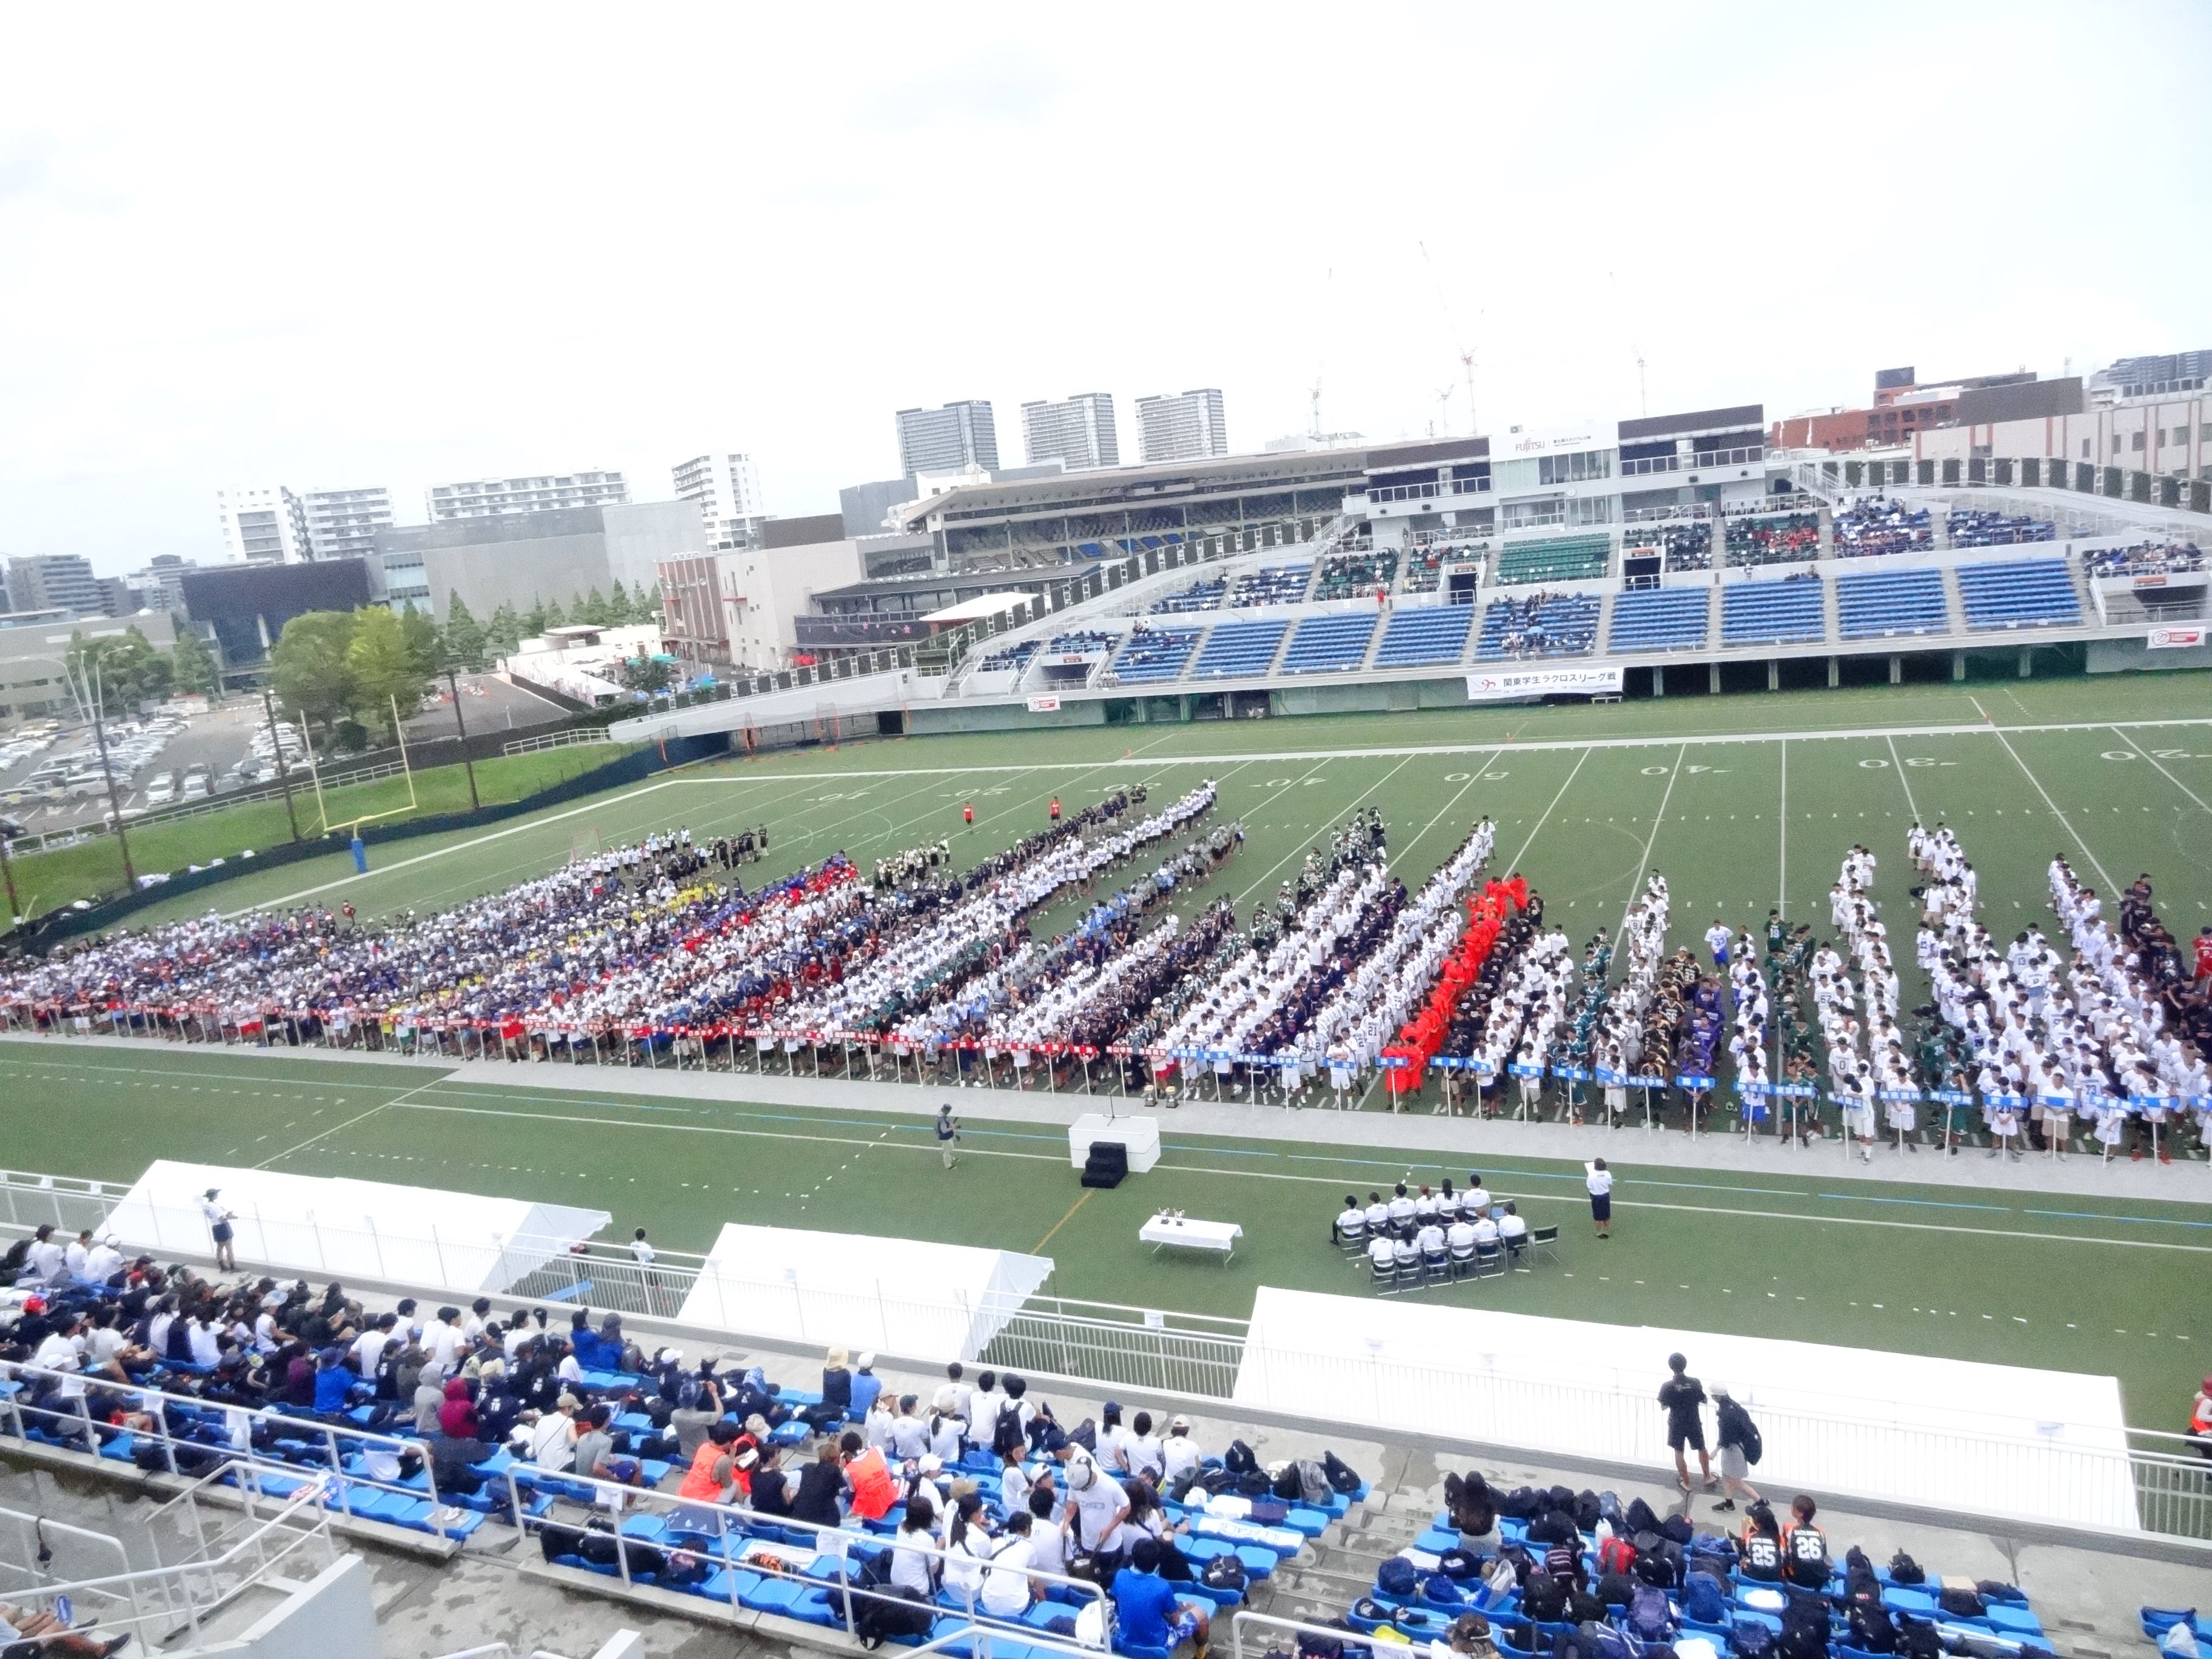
[604,499,714,595]
[421,531,611,622]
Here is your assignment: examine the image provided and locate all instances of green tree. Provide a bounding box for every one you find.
[398,601,443,679]
[486,602,522,658]
[628,579,663,625]
[345,605,431,742]
[578,586,614,627]
[443,592,489,671]
[269,611,358,740]
[541,594,568,629]
[69,623,175,711]
[619,654,671,692]
[170,625,218,697]
[607,578,632,623]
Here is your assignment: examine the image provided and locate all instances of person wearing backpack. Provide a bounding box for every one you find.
[1710,1384,1763,1514]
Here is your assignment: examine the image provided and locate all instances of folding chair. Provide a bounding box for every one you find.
[1473,1241,1504,1279]
[1370,1253,1395,1292]
[1394,1247,1422,1290]
[1526,1225,1559,1265]
[1448,1243,1476,1281]
[1422,1245,1450,1282]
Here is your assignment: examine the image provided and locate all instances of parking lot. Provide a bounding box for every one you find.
[0,672,568,845]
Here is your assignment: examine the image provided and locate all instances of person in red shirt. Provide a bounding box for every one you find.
[2195,927,2212,987]
[1048,797,1061,823]
[962,803,974,828]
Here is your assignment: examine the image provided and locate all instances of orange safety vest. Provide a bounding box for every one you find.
[680,1450,730,1503]
[846,1446,896,1521]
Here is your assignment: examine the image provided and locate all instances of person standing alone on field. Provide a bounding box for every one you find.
[1658,1352,1715,1493]
[937,1104,960,1170]
[964,803,975,830]
[1048,797,1061,825]
[1584,1159,1614,1239]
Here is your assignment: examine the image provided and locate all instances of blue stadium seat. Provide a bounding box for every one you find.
[1607,588,1709,652]
[1191,619,1289,678]
[1835,569,1949,639]
[1721,579,1825,645]
[1280,614,1378,673]
[1108,627,1202,685]
[1955,558,2080,628]
[1373,606,1473,668]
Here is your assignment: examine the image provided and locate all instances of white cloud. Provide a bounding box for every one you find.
[1,1,2207,572]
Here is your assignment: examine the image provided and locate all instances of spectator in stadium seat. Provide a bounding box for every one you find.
[1113,1537,1208,1656]
[790,1438,846,1528]
[0,1598,129,1656]
[1781,1495,1830,1590]
[574,1403,644,1487]
[850,1351,883,1422]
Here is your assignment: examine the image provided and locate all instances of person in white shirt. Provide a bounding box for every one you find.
[1000,1446,1034,1520]
[1462,1176,1492,1215]
[979,1510,1041,1616]
[62,1230,93,1281]
[1061,1449,1129,1561]
[1585,1159,1615,1239]
[24,1225,65,1287]
[1415,1219,1447,1262]
[526,1398,578,1470]
[1366,1233,1396,1278]
[1705,919,1732,968]
[1023,1487,1068,1576]
[1497,1204,1529,1259]
[1470,1212,1500,1248]
[427,1307,465,1372]
[1361,1192,1391,1238]
[1124,1412,1166,1483]
[890,1395,930,1461]
[33,1320,87,1401]
[187,1314,222,1368]
[350,1315,398,1379]
[1159,1416,1200,1483]
[82,1236,124,1284]
[942,1495,992,1601]
[890,1498,942,1597]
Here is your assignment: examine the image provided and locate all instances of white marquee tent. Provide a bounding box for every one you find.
[679,1224,1053,1361]
[1235,1289,2137,1529]
[105,1161,612,1296]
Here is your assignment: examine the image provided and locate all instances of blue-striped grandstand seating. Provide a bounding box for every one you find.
[1373,606,1473,668]
[1606,588,1709,652]
[1835,569,1951,640]
[1721,579,1825,645]
[1475,594,1600,660]
[1955,558,2081,629]
[1191,618,1289,678]
[1108,626,1201,684]
[1280,613,1378,674]
[1149,577,1227,614]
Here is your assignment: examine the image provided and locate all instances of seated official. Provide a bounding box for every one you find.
[1497,1205,1529,1256]
[1333,1197,1367,1247]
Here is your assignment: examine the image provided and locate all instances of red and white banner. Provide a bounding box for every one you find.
[1466,665,1623,701]
[2147,626,2206,650]
[1027,695,1062,712]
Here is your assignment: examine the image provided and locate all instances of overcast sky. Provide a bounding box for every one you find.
[3,2,2207,575]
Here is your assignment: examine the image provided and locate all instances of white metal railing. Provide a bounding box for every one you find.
[0,1470,337,1652]
[501,728,616,757]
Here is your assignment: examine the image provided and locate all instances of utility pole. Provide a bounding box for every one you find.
[84,660,137,888]
[446,667,480,811]
[261,687,302,843]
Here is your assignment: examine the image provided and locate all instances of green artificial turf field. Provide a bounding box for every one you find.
[5,675,2210,1430]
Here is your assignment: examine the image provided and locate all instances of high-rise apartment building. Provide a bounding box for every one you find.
[671,451,767,549]
[1021,394,1119,471]
[425,470,629,523]
[895,401,999,476]
[6,554,109,617]
[301,486,394,560]
[1135,389,1228,463]
[215,485,310,564]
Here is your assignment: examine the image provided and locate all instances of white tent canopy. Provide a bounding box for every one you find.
[106,1161,611,1296]
[679,1224,1053,1361]
[1236,1289,2136,1530]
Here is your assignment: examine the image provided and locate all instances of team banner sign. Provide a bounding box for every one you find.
[1027,695,1063,712]
[1466,665,1624,702]
[2146,626,2206,650]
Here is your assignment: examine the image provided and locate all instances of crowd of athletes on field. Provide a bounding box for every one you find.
[2,780,2209,1150]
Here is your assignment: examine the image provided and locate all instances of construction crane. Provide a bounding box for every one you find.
[1419,241,1479,437]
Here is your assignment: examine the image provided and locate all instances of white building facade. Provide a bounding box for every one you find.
[425,470,629,522]
[301,486,394,561]
[671,451,767,549]
[214,486,310,564]
[1134,389,1227,463]
[896,402,999,476]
